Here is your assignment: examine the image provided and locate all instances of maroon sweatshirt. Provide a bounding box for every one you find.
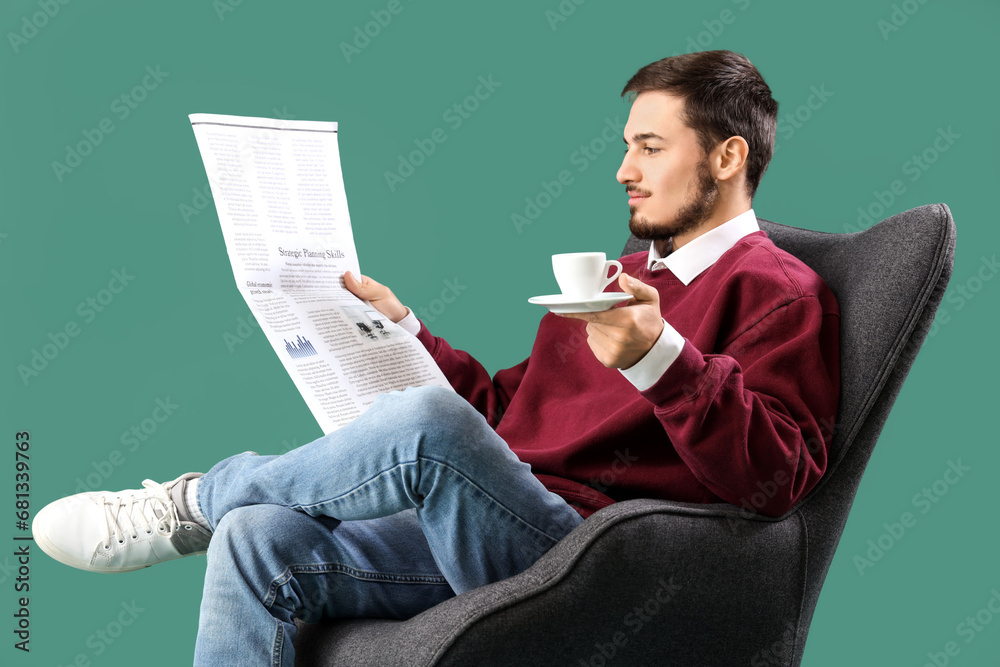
[413,231,840,518]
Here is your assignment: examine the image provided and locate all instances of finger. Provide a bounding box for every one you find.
[585,323,614,365]
[345,271,375,297]
[586,321,609,346]
[558,308,625,327]
[565,303,633,324]
[564,312,618,328]
[619,272,657,304]
[588,320,630,349]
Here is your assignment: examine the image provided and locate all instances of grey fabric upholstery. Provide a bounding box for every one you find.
[294,204,956,666]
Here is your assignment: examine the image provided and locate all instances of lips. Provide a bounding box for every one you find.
[628,192,649,205]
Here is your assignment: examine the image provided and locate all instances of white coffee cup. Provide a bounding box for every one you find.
[552,252,623,299]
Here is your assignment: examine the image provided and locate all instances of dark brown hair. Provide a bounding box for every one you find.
[621,50,778,199]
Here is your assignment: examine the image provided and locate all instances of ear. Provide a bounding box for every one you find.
[711,136,749,184]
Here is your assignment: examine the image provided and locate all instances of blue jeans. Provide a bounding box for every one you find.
[191,385,584,666]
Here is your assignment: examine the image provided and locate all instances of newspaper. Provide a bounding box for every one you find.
[188,112,452,434]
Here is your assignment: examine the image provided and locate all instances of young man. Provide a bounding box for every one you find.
[33,50,839,665]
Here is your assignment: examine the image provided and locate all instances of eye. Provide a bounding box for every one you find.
[624,146,661,155]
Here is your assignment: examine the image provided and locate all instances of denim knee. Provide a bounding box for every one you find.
[381,385,492,452]
[379,386,482,428]
[206,506,331,623]
[208,505,295,567]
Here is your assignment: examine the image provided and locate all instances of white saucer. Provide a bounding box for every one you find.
[528,292,632,313]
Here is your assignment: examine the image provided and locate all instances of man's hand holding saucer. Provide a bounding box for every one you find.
[557,272,665,370]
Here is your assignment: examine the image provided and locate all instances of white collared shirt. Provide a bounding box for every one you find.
[645,208,760,284]
[396,209,760,392]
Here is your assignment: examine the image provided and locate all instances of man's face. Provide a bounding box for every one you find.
[617,91,719,248]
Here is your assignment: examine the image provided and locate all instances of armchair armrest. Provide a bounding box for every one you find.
[295,499,809,666]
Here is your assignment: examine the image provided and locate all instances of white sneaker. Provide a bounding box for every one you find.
[33,473,212,573]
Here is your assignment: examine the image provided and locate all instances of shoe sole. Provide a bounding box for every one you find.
[33,523,206,574]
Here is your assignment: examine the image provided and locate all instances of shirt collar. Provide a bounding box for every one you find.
[646,208,759,285]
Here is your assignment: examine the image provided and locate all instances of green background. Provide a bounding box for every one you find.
[2,0,997,664]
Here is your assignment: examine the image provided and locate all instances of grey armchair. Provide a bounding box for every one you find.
[294,203,956,666]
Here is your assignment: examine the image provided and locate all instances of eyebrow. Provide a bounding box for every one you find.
[624,132,666,145]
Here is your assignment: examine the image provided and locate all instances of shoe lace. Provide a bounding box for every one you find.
[100,479,179,550]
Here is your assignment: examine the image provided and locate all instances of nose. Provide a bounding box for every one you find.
[617,149,639,185]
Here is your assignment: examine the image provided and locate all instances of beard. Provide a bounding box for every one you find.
[627,158,719,245]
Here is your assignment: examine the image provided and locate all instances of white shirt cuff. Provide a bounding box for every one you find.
[396,307,421,336]
[619,318,685,391]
